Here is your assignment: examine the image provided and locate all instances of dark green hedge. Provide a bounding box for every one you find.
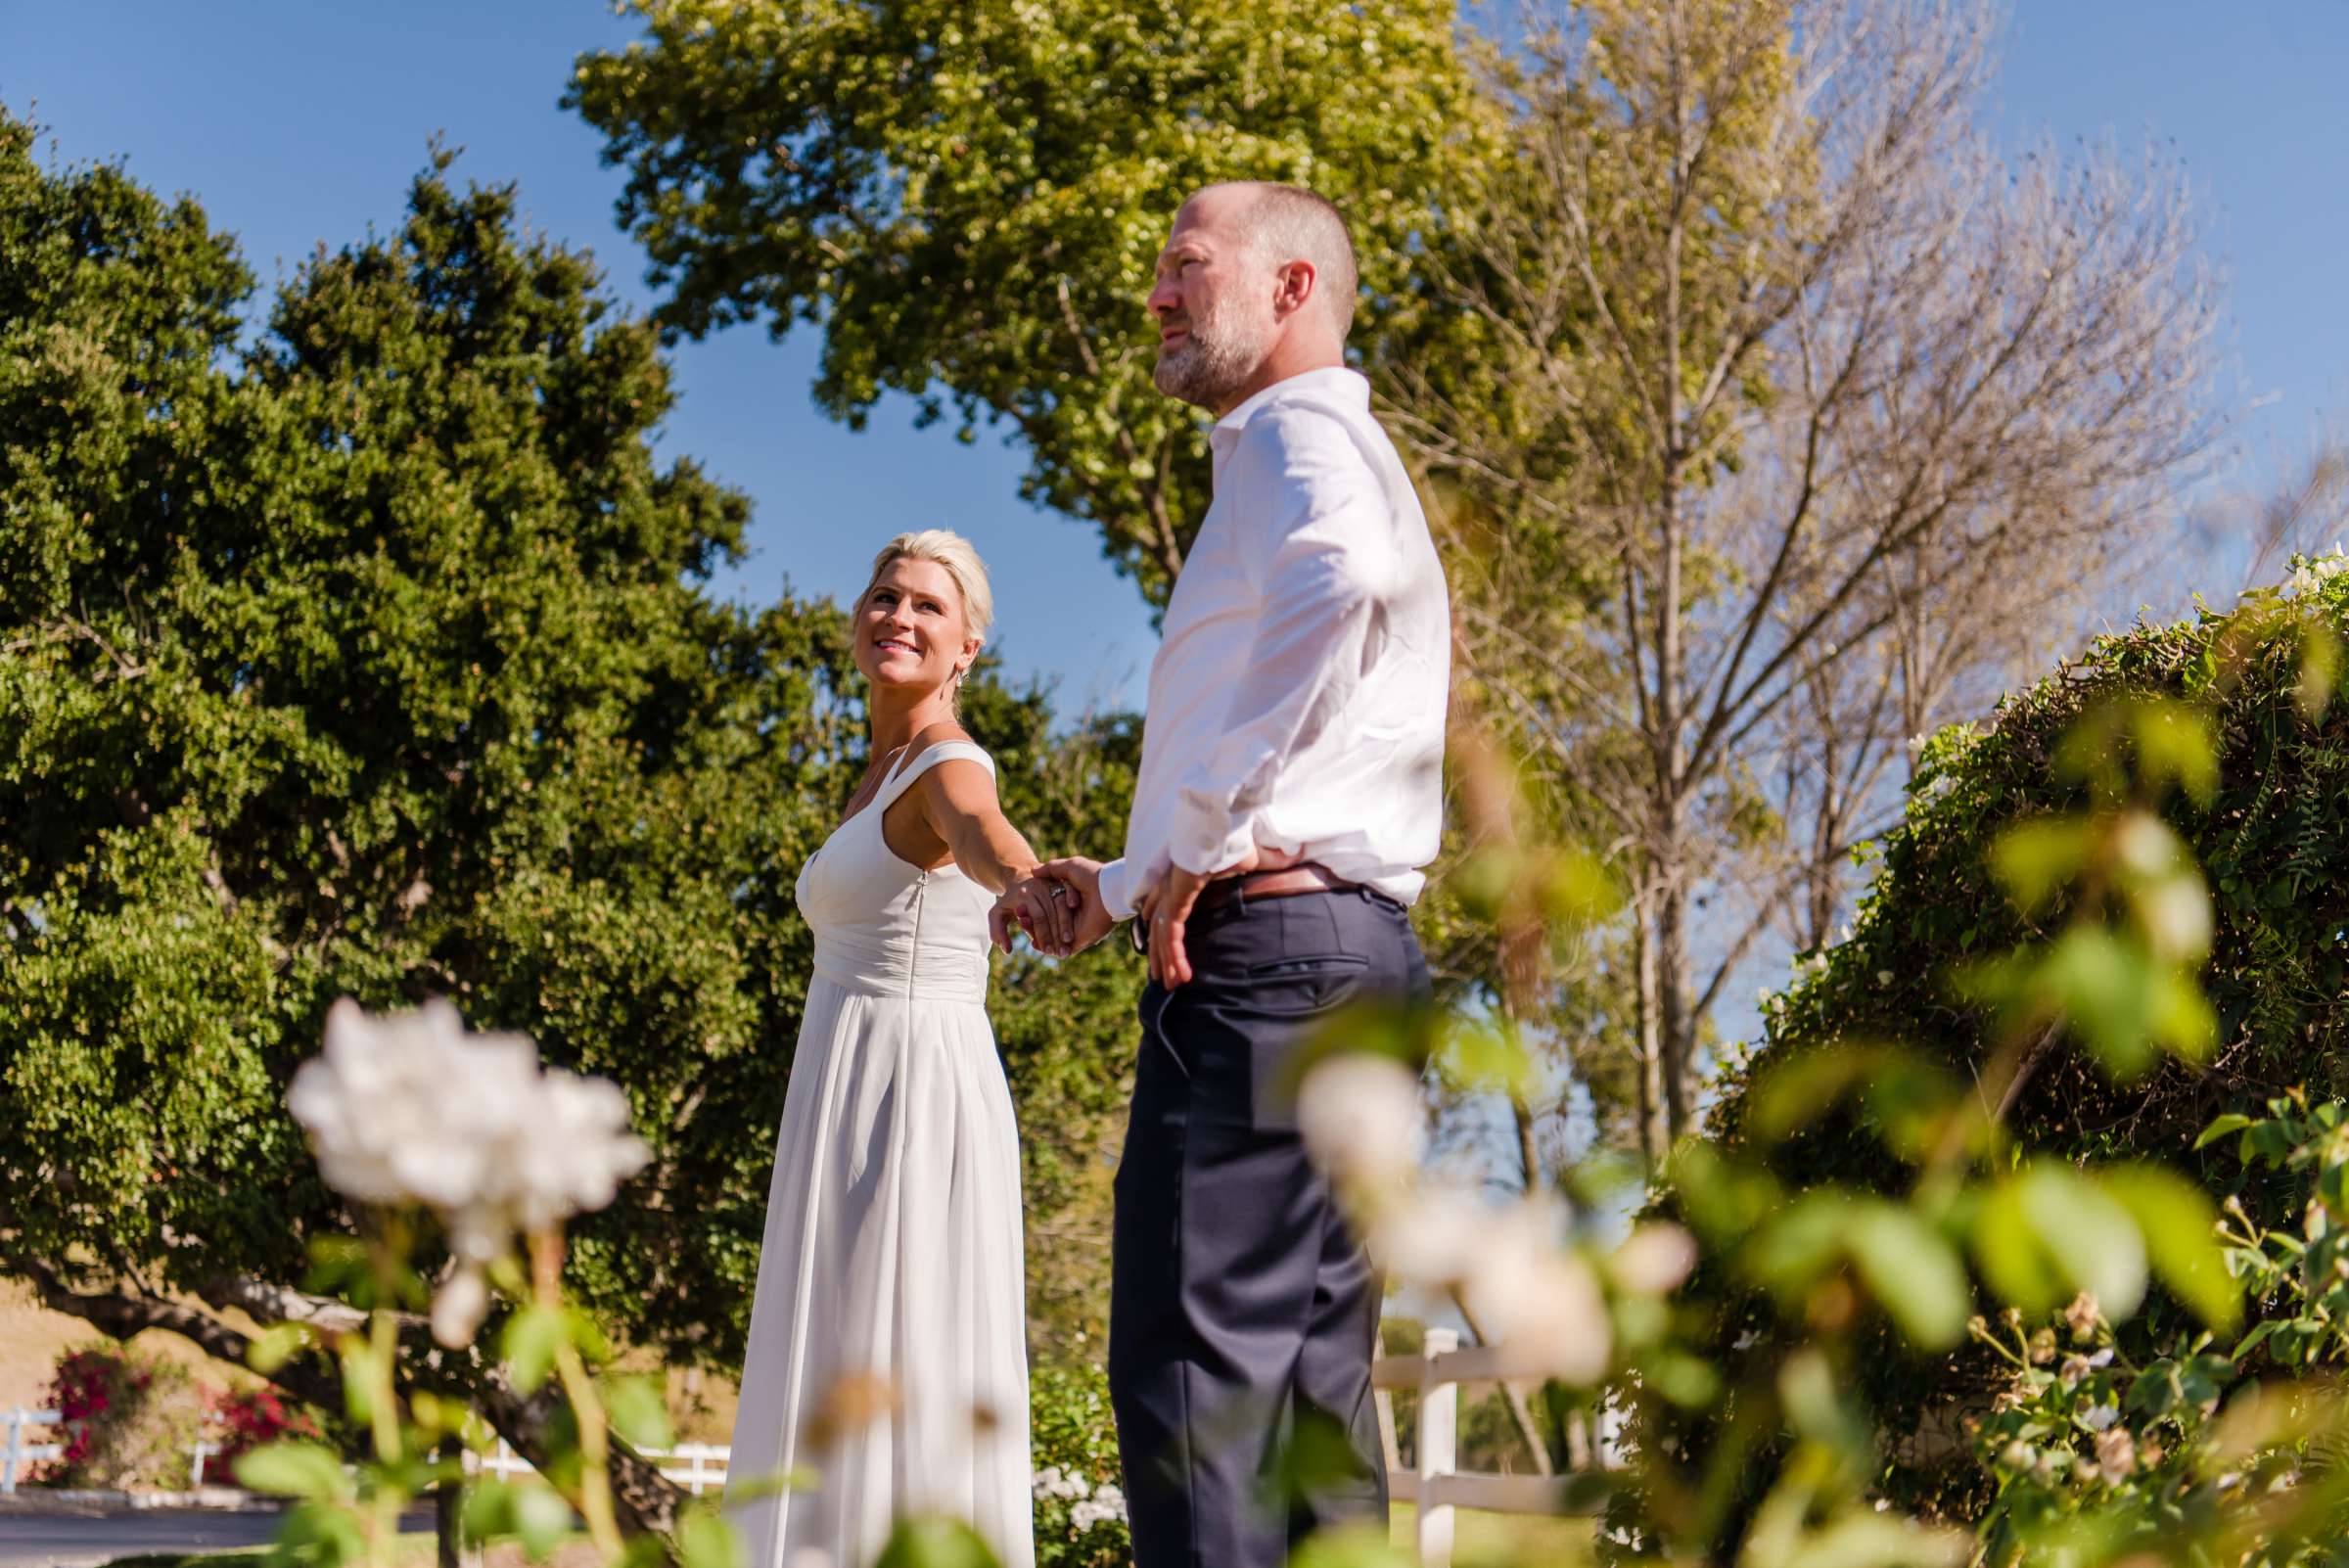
[1697,581,2349,1513]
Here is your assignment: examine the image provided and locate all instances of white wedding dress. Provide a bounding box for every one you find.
[725,741,1035,1568]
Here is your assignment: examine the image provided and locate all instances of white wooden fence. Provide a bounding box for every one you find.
[1372,1329,1601,1568]
[1,1407,729,1499]
[467,1438,732,1497]
[0,1407,65,1495]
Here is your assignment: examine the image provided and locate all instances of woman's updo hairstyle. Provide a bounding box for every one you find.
[857,529,994,646]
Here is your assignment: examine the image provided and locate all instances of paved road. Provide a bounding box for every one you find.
[0,1506,430,1568]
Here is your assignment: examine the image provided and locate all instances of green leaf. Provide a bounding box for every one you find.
[273,1499,367,1568]
[2023,1167,2148,1321]
[1973,1167,2147,1320]
[1989,817,2097,912]
[873,1516,1001,1568]
[247,1322,315,1374]
[1846,1202,1972,1352]
[1971,1180,2067,1314]
[234,1441,351,1501]
[2041,928,2159,1079]
[605,1375,674,1452]
[2146,966,2218,1063]
[2100,1164,2240,1332]
[2130,700,2219,806]
[338,1338,378,1426]
[461,1479,516,1544]
[678,1504,745,1568]
[502,1306,568,1395]
[512,1484,576,1561]
[2193,1113,2256,1150]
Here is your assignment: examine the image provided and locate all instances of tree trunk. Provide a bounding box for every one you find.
[436,1439,480,1568]
[1634,902,1665,1169]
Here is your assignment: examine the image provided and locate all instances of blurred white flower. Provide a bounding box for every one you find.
[287,998,538,1214]
[431,1264,490,1350]
[1365,1184,1489,1285]
[2081,1405,2120,1432]
[289,997,651,1343]
[2135,874,2212,963]
[1297,1054,1424,1187]
[1459,1201,1611,1385]
[1070,1489,1126,1532]
[1033,1466,1090,1502]
[2095,1425,2137,1483]
[1608,1223,1698,1296]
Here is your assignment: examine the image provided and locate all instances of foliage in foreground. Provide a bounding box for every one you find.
[1685,560,2349,1522]
[1970,1098,2349,1563]
[1284,568,2349,1567]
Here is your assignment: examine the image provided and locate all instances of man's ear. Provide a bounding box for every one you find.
[1274,258,1317,321]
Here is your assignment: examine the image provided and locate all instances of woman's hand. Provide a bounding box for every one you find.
[990,867,1072,954]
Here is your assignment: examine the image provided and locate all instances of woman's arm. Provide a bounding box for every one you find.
[912,758,1036,896]
[909,758,1077,951]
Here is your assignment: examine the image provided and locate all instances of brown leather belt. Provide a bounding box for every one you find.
[1192,861,1363,914]
[1127,862,1374,954]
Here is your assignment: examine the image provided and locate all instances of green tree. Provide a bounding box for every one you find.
[0,113,1137,1527]
[567,0,1499,604]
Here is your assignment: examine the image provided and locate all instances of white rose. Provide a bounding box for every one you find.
[1366,1185,1490,1285]
[1608,1223,1698,1296]
[1459,1201,1611,1385]
[1296,1054,1425,1187]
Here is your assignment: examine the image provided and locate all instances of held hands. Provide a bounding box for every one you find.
[989,857,1113,957]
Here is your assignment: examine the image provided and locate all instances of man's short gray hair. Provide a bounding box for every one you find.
[1225,182,1359,341]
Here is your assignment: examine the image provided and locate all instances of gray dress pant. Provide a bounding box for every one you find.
[1108,886,1429,1568]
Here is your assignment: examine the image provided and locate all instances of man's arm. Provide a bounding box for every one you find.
[1164,409,1393,884]
[1141,410,1394,987]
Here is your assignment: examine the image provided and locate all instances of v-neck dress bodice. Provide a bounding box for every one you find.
[793,743,997,1004]
[728,742,1034,1568]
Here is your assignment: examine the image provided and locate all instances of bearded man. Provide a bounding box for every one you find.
[1001,182,1451,1568]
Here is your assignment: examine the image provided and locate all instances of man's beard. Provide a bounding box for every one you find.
[1154,305,1268,409]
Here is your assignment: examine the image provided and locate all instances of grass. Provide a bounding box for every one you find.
[1388,1500,1598,1566]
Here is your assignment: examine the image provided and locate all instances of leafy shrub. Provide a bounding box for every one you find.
[1971,1097,2349,1563]
[1029,1360,1129,1568]
[207,1386,323,1487]
[39,1341,206,1491]
[1690,568,2349,1515]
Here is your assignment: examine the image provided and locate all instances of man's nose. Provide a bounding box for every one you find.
[1147,278,1179,316]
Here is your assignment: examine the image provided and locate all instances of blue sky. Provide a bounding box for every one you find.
[4,1,2345,710]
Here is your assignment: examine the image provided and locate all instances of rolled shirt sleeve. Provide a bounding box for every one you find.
[1165,410,1391,877]
[1095,855,1142,923]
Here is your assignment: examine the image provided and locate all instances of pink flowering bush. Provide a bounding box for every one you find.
[37,1342,204,1491]
[208,1386,323,1486]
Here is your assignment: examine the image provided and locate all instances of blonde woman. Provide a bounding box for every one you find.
[726,530,1063,1568]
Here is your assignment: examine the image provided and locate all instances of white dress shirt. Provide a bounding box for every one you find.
[1095,366,1451,921]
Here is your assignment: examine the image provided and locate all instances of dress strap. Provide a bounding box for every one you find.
[875,740,994,812]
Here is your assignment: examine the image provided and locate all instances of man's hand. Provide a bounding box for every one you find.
[1026,857,1113,956]
[1141,845,1292,988]
[994,857,1113,957]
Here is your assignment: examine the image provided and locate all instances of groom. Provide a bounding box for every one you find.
[1005,182,1450,1568]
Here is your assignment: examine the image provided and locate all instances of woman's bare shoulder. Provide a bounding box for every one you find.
[907,719,979,758]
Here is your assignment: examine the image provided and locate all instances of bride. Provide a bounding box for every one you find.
[726,530,1063,1568]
